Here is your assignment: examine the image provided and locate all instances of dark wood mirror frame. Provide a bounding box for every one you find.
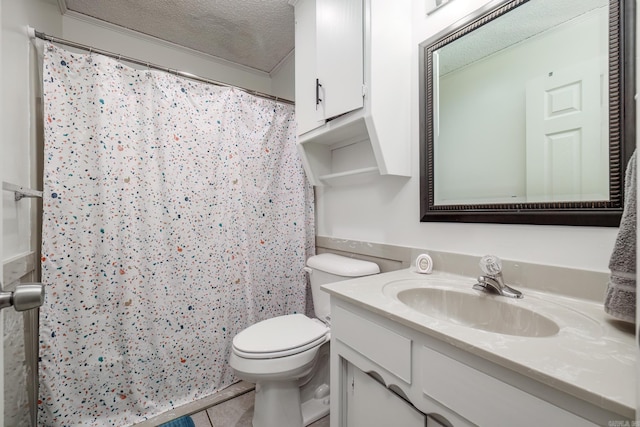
[419,0,635,226]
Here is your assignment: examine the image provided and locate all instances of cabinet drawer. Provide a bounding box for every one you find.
[421,346,598,427]
[333,305,412,383]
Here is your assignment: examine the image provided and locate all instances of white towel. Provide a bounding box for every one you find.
[604,150,637,323]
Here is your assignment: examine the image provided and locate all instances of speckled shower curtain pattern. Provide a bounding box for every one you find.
[38,43,314,426]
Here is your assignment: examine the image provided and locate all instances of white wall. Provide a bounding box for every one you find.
[2,0,60,264]
[314,0,620,272]
[271,51,295,101]
[1,1,62,425]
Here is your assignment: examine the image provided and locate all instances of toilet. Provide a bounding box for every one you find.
[229,253,380,427]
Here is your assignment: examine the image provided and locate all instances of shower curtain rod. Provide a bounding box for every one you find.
[28,27,294,106]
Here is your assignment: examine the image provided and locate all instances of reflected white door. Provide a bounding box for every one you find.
[525,58,609,202]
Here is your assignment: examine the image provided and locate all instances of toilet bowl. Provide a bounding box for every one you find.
[229,253,380,427]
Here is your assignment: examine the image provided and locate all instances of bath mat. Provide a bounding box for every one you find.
[159,415,196,427]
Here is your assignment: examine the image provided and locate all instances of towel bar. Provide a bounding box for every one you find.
[2,182,43,201]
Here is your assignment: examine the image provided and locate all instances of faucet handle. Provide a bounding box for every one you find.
[479,255,502,275]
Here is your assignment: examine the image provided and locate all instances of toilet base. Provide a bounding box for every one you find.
[299,344,330,425]
[232,339,331,427]
[252,380,330,427]
[253,380,303,427]
[301,392,330,425]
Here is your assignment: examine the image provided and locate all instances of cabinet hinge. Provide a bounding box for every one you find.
[362,84,367,98]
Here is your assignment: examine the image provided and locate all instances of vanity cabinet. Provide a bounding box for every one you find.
[346,363,426,427]
[330,298,624,427]
[289,0,411,185]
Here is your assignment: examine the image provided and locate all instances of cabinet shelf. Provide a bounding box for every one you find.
[318,166,379,185]
[298,113,369,146]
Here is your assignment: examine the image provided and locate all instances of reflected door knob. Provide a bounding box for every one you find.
[0,283,45,311]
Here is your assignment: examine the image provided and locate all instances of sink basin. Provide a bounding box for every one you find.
[395,287,560,337]
[382,278,603,338]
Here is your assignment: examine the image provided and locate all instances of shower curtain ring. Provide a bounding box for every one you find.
[115,54,124,69]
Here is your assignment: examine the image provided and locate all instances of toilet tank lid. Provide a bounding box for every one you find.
[306,253,380,277]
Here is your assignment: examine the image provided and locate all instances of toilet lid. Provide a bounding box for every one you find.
[232,313,329,359]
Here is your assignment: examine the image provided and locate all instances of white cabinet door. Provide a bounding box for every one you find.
[346,363,426,427]
[294,0,325,135]
[316,0,364,121]
[421,346,599,427]
[294,0,364,135]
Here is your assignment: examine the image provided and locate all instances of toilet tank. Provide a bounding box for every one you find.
[306,253,380,323]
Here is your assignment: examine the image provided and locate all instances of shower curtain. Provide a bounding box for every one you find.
[38,43,314,426]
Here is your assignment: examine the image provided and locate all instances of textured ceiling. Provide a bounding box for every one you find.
[62,0,295,74]
[438,0,607,75]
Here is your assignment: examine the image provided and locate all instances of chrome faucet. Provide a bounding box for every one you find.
[472,255,523,299]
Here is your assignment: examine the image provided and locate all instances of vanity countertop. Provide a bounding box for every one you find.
[322,268,636,419]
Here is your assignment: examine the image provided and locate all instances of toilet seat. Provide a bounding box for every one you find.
[232,313,329,359]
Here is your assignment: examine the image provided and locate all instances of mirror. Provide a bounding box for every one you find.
[419,0,635,226]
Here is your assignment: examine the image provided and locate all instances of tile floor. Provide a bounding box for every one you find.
[139,381,329,427]
[191,389,330,427]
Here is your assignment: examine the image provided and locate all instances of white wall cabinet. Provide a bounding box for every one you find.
[329,298,626,427]
[290,0,411,185]
[319,0,364,127]
[292,0,323,135]
[292,0,363,135]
